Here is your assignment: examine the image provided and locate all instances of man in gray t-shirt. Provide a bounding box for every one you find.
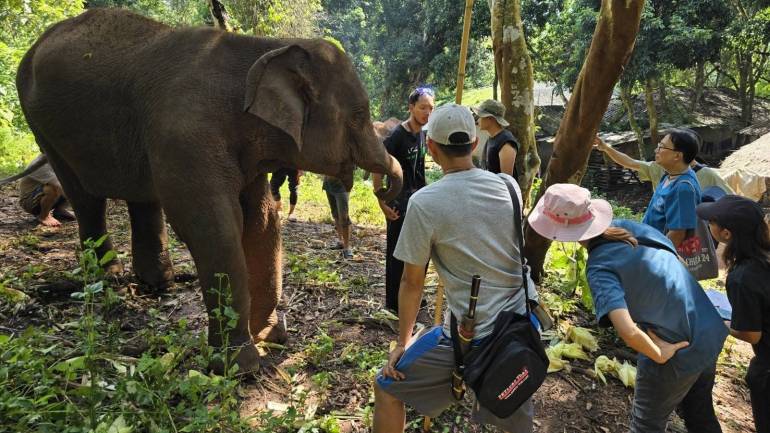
[374,104,536,433]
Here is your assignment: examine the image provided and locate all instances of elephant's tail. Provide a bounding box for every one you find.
[0,155,48,185]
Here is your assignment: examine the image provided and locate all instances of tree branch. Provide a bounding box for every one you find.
[713,63,740,91]
[730,0,750,19]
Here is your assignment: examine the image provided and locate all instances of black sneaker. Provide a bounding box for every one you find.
[342,249,354,260]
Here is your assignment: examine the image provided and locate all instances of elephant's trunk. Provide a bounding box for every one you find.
[373,154,403,203]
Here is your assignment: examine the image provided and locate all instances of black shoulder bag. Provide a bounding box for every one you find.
[450,177,549,418]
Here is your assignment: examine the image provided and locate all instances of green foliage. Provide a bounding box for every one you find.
[322,0,493,117]
[84,0,209,26]
[340,343,388,380]
[304,330,335,366]
[286,252,341,288]
[0,237,256,432]
[0,126,37,176]
[228,0,322,37]
[0,0,84,167]
[543,241,593,310]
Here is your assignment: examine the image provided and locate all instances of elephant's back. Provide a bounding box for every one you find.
[18,9,177,201]
[21,9,170,99]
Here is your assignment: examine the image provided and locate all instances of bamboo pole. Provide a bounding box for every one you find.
[422,277,445,432]
[455,0,476,104]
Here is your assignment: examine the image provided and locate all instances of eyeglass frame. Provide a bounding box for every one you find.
[655,142,680,152]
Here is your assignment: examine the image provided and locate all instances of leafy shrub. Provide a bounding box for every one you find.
[0,236,254,432]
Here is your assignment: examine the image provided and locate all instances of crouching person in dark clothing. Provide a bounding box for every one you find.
[373,104,536,432]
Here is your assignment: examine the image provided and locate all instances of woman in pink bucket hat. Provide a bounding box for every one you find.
[529,184,728,433]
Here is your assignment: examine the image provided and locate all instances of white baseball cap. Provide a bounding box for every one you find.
[426,103,477,145]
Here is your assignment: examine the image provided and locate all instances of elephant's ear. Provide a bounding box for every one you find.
[244,45,315,151]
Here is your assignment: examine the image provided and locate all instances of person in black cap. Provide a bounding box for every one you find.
[697,195,770,433]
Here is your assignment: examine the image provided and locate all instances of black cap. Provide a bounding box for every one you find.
[696,195,764,233]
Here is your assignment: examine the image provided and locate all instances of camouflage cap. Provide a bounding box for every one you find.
[472,99,509,127]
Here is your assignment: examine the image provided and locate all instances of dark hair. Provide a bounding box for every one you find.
[667,128,699,164]
[722,219,770,271]
[436,134,472,157]
[408,86,435,105]
[600,227,638,247]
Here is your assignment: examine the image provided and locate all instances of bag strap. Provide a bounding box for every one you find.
[500,176,532,316]
[671,178,701,239]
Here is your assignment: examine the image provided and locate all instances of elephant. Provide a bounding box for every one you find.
[16,8,403,373]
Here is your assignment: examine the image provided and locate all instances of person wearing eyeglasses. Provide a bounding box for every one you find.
[593,133,733,194]
[372,86,434,313]
[638,129,702,248]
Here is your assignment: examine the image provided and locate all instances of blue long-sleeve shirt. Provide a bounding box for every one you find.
[587,220,727,377]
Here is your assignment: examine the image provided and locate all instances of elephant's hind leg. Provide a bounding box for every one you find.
[42,146,121,273]
[127,201,174,289]
[242,175,287,344]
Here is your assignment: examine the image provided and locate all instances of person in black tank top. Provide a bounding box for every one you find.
[372,87,434,312]
[472,99,520,180]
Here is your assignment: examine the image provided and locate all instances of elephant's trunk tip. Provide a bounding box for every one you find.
[374,154,403,203]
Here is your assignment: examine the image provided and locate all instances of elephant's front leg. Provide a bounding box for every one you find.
[157,181,261,374]
[241,175,287,343]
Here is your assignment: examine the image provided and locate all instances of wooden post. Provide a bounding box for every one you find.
[423,277,445,432]
[455,0,476,104]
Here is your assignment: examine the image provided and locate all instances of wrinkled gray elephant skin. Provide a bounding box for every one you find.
[17,8,403,373]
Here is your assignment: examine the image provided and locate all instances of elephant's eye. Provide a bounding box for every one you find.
[350,105,368,124]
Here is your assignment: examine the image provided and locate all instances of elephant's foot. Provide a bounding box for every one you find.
[252,317,288,344]
[208,342,261,376]
[133,251,175,290]
[134,267,175,290]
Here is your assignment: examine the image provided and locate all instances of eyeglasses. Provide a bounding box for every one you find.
[413,86,435,97]
[656,143,678,152]
[408,86,435,103]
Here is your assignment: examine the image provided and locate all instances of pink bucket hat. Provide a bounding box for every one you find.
[528,184,613,242]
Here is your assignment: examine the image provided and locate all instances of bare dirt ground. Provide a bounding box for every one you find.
[0,183,757,432]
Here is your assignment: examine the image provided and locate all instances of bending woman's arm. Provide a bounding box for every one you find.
[608,309,690,364]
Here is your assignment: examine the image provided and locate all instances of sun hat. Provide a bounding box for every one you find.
[426,103,477,146]
[696,195,765,234]
[472,99,510,127]
[528,184,614,242]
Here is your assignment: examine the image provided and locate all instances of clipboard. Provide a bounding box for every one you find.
[705,289,732,321]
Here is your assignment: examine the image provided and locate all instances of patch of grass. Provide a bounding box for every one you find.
[304,330,335,367]
[278,163,447,228]
[276,170,386,227]
[15,233,40,249]
[285,252,341,287]
[340,343,388,381]
[436,86,494,107]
